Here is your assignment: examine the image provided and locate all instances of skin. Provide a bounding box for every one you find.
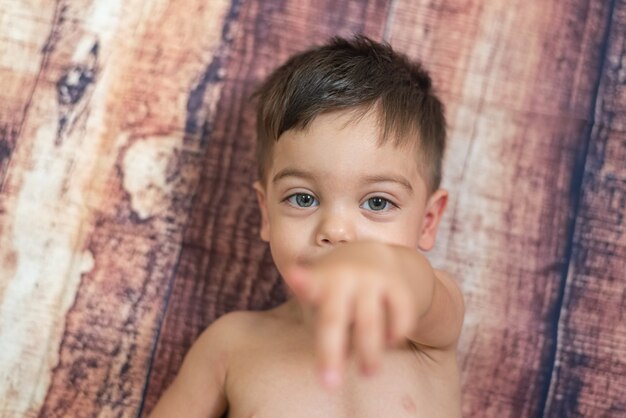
[149,108,465,417]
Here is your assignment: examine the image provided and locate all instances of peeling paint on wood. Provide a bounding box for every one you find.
[0,1,624,417]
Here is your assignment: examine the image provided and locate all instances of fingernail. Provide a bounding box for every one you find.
[322,369,341,388]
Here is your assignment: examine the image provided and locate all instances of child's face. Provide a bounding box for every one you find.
[254,109,447,279]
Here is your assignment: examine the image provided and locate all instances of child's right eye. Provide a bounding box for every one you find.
[285,193,319,208]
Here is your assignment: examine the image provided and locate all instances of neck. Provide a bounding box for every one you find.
[283,297,316,332]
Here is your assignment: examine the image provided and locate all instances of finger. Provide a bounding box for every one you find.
[385,287,415,346]
[355,284,384,376]
[317,278,353,388]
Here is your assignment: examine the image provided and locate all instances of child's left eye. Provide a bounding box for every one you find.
[361,197,395,211]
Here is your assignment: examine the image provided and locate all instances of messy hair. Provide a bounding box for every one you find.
[254,35,446,194]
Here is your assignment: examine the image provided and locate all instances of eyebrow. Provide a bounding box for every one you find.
[272,168,413,194]
[272,168,317,183]
[362,174,414,194]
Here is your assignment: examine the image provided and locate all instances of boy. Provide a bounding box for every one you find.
[149,35,464,417]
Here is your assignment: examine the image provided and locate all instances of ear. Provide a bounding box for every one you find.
[418,188,448,251]
[253,181,270,242]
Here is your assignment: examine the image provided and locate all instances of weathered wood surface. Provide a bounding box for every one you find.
[386,1,622,416]
[0,1,624,417]
[542,1,626,415]
[140,1,392,415]
[0,1,234,416]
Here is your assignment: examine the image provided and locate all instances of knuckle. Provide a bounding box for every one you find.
[356,311,377,328]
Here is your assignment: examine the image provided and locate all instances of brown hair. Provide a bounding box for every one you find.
[254,35,446,194]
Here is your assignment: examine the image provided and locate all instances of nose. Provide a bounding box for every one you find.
[315,210,356,246]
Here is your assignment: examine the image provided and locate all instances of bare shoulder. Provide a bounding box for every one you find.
[193,308,290,360]
[148,310,271,418]
[189,308,283,370]
[196,310,265,349]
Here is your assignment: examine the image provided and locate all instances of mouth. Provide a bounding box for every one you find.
[295,255,321,268]
[296,259,313,268]
[295,252,328,269]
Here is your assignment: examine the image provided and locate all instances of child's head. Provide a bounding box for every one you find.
[254,35,446,196]
[252,36,449,276]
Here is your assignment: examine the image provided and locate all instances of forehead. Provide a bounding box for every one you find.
[269,109,424,187]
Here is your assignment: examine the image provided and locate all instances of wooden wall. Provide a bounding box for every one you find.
[0,0,624,417]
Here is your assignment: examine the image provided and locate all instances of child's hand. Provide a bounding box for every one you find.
[284,241,434,388]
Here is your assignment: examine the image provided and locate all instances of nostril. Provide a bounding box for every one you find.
[318,235,352,246]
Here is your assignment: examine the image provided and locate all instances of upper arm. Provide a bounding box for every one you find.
[409,269,465,351]
[148,314,238,418]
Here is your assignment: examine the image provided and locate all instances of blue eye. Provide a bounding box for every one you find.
[286,193,319,208]
[361,196,393,211]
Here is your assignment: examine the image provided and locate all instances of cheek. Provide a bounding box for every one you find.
[267,218,311,275]
[363,213,423,248]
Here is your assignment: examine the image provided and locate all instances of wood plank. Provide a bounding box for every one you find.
[0,2,107,414]
[0,0,232,416]
[386,0,614,416]
[139,0,393,415]
[543,0,626,415]
[1,0,622,417]
[0,1,56,186]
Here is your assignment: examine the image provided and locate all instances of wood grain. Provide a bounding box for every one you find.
[36,0,237,413]
[386,0,615,416]
[543,0,626,415]
[1,0,232,417]
[139,0,392,414]
[0,0,624,417]
[0,1,56,186]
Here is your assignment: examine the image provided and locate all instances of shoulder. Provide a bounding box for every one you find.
[204,310,261,336]
[147,311,266,417]
[195,307,289,352]
[194,310,266,354]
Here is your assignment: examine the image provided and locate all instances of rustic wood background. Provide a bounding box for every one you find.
[0,0,624,417]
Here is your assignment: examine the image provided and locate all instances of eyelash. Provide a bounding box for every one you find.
[284,193,319,208]
[361,196,397,211]
[283,193,399,212]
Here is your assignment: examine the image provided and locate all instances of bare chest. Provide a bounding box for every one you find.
[224,341,460,418]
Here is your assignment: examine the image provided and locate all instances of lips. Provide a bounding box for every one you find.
[295,255,323,268]
[296,259,313,268]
